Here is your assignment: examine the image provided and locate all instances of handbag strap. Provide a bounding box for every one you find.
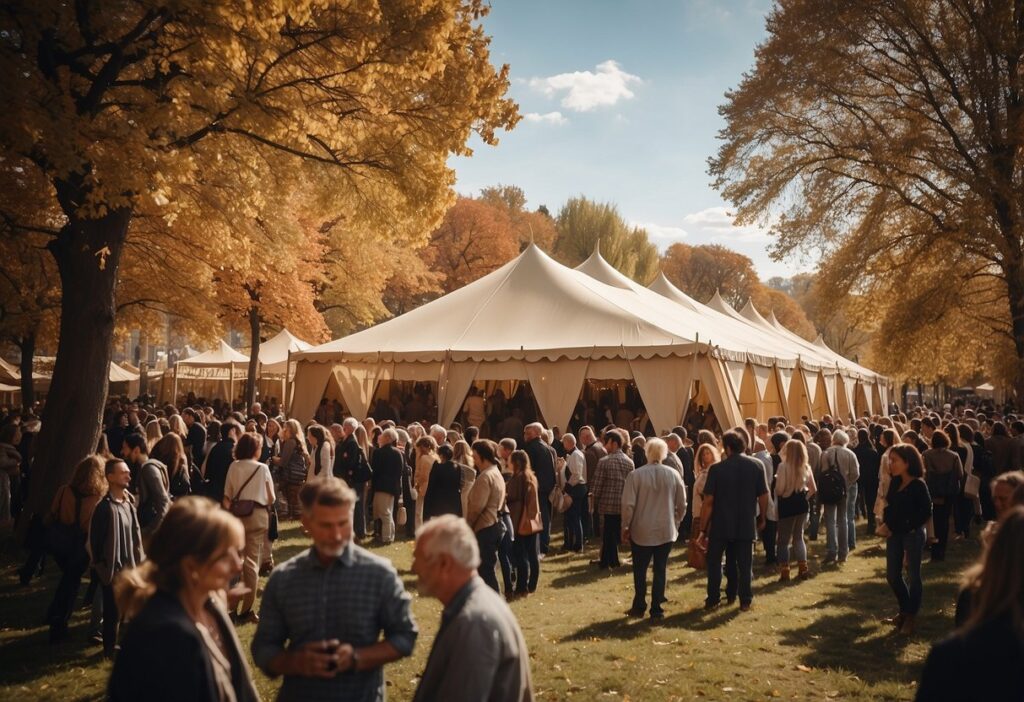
[233,464,263,503]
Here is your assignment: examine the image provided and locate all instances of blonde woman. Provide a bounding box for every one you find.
[454,439,476,517]
[688,443,720,568]
[775,439,817,580]
[145,420,163,452]
[272,419,309,519]
[414,436,439,529]
[168,413,188,442]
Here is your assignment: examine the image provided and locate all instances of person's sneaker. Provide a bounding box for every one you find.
[625,608,645,618]
[703,601,720,611]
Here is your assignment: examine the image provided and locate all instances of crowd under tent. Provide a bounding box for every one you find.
[290,244,889,433]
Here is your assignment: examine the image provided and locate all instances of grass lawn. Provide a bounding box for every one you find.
[0,518,977,701]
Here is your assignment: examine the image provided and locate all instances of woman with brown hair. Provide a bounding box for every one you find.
[45,455,107,642]
[917,506,1024,701]
[506,449,543,597]
[152,433,192,499]
[109,497,259,702]
[882,444,932,635]
[222,433,275,624]
[775,439,817,581]
[272,419,309,519]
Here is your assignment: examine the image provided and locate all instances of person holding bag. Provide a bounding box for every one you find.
[222,432,275,624]
[775,439,817,581]
[506,450,542,597]
[45,455,106,642]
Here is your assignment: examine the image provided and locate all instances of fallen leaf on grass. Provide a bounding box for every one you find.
[796,665,812,672]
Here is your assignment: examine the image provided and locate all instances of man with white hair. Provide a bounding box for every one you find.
[429,424,448,447]
[820,429,860,565]
[411,515,534,702]
[370,428,405,544]
[621,438,687,620]
[334,417,369,539]
[523,422,557,555]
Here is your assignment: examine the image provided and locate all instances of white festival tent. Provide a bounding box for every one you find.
[290,244,887,432]
[171,341,249,402]
[258,328,313,405]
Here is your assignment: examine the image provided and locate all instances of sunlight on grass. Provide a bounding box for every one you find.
[0,520,976,701]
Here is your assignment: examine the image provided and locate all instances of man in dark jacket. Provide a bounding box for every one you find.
[201,421,240,501]
[523,422,557,555]
[333,417,368,538]
[182,408,207,467]
[697,430,768,612]
[670,428,696,537]
[371,428,405,544]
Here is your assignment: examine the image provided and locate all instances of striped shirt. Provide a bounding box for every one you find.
[252,543,417,702]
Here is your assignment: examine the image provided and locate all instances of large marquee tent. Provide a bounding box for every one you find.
[289,245,889,432]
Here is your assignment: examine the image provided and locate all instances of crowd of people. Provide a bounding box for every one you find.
[2,393,1024,700]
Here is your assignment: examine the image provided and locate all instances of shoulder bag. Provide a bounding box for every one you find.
[229,464,264,518]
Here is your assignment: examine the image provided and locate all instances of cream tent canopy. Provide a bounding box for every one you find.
[0,357,19,384]
[291,244,749,432]
[258,328,313,375]
[172,341,249,402]
[290,244,888,431]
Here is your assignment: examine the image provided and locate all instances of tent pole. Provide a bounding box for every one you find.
[284,349,292,418]
[229,363,235,408]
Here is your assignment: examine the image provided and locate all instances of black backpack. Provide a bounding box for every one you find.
[817,453,847,505]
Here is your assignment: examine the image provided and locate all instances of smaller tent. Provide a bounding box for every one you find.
[172,341,249,403]
[257,328,313,405]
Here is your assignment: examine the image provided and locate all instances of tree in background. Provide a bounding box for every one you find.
[553,196,659,283]
[429,196,520,293]
[480,184,558,250]
[711,0,1024,395]
[1,0,518,516]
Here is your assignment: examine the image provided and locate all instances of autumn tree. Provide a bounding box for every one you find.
[553,197,659,283]
[661,243,760,307]
[480,184,558,250]
[429,196,520,293]
[711,0,1024,395]
[1,0,518,516]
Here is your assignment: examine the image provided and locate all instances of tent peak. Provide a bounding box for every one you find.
[575,247,635,290]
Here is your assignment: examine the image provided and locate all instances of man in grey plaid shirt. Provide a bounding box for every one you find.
[253,477,418,702]
[589,431,634,569]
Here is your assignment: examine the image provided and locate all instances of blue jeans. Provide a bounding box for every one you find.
[705,539,754,606]
[824,500,848,560]
[497,512,515,593]
[564,484,587,551]
[776,513,808,564]
[886,528,925,615]
[845,484,859,550]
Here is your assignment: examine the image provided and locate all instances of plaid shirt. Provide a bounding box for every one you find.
[590,449,634,515]
[252,543,418,702]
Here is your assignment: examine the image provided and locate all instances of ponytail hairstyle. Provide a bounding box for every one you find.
[115,496,243,618]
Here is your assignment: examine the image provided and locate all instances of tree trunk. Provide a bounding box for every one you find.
[1005,262,1024,404]
[17,332,36,412]
[24,205,130,519]
[244,306,261,408]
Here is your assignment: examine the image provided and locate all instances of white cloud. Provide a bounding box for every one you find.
[528,60,642,112]
[523,111,568,126]
[682,206,771,243]
[632,221,688,243]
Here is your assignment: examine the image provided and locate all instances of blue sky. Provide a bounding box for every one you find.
[451,0,811,280]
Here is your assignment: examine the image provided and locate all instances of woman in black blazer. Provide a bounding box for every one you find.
[423,444,463,520]
[109,497,259,702]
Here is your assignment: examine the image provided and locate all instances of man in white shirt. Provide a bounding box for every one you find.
[561,433,588,552]
[621,438,687,620]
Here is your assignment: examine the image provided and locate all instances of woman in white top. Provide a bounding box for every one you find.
[688,443,720,569]
[874,429,900,529]
[306,424,334,483]
[414,436,439,529]
[775,439,817,581]
[222,432,276,622]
